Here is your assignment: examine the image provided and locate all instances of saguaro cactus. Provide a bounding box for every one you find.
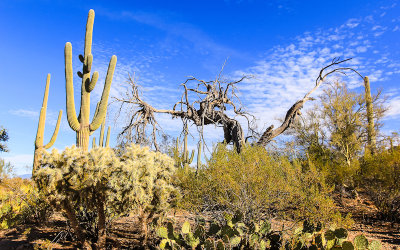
[364,76,376,154]
[92,121,111,149]
[173,125,203,171]
[174,126,194,170]
[65,9,117,151]
[196,141,202,170]
[33,74,62,175]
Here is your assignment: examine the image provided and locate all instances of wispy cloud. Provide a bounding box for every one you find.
[9,109,38,119]
[9,108,63,128]
[231,8,400,132]
[105,10,242,60]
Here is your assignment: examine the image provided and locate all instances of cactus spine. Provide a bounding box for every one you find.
[33,74,62,175]
[364,76,376,154]
[65,9,117,151]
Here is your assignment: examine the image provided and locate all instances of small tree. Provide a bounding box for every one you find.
[290,80,386,185]
[0,126,12,180]
[0,126,9,153]
[321,81,364,167]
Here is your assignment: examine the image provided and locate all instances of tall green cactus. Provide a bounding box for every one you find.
[174,126,194,170]
[92,121,111,149]
[65,9,117,151]
[33,74,62,175]
[91,102,110,149]
[364,76,376,154]
[173,125,203,171]
[197,141,202,170]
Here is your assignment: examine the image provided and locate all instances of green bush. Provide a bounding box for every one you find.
[35,144,179,249]
[359,147,400,220]
[176,144,346,226]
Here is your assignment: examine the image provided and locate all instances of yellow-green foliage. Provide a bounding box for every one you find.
[35,144,179,246]
[177,144,343,225]
[360,147,400,219]
[0,178,51,229]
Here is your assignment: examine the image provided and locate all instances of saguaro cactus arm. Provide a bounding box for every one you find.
[44,111,62,149]
[92,118,111,148]
[87,70,99,92]
[34,74,62,174]
[84,9,94,57]
[65,43,80,132]
[99,122,105,147]
[105,126,110,147]
[35,74,51,148]
[89,55,117,131]
[35,74,63,149]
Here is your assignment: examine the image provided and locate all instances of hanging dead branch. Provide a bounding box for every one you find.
[257,57,363,147]
[114,58,361,153]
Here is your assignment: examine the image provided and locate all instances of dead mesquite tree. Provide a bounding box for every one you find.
[115,58,361,153]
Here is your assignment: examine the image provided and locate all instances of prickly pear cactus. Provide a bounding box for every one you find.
[156,216,381,250]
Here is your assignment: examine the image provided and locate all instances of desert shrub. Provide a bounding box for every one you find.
[306,150,360,189]
[0,177,52,229]
[35,144,179,249]
[359,147,400,220]
[177,144,345,226]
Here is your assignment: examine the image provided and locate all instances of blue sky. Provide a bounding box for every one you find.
[0,0,399,175]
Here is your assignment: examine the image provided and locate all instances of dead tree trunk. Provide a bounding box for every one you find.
[114,58,360,153]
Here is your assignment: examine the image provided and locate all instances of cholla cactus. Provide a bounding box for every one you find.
[35,144,178,249]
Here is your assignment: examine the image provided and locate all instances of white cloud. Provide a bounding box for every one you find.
[386,95,400,118]
[356,46,368,53]
[346,18,360,28]
[9,109,38,119]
